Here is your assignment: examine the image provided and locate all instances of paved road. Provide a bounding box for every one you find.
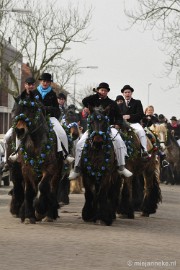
[0,183,179,270]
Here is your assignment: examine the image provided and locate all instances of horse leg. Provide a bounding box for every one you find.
[117,176,134,219]
[34,173,59,221]
[82,183,95,222]
[9,162,24,217]
[97,191,114,226]
[173,167,180,185]
[19,180,37,224]
[57,173,70,206]
[141,166,162,216]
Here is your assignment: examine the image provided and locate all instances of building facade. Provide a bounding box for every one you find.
[0,39,22,134]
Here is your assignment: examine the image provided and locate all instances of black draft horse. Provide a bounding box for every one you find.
[11,94,63,223]
[57,106,81,205]
[117,124,162,218]
[81,106,122,226]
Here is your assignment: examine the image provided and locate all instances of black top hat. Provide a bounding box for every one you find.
[121,85,134,93]
[57,93,66,100]
[97,82,110,92]
[68,104,76,110]
[25,77,36,84]
[115,95,124,101]
[170,116,177,121]
[158,114,165,119]
[39,73,53,82]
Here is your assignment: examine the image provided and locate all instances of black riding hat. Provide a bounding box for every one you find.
[115,95,124,101]
[121,85,134,93]
[25,77,36,84]
[57,93,66,100]
[97,82,110,92]
[170,116,177,121]
[39,73,53,82]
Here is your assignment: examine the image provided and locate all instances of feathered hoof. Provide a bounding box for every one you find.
[118,213,134,219]
[141,212,149,217]
[42,216,54,222]
[24,218,36,224]
[35,211,44,221]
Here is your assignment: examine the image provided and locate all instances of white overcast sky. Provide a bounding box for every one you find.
[59,0,179,119]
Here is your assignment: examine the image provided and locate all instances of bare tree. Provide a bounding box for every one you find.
[0,0,92,96]
[124,0,180,85]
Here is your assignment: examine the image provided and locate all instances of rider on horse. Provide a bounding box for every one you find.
[119,84,151,159]
[2,77,37,172]
[3,74,74,170]
[69,82,133,180]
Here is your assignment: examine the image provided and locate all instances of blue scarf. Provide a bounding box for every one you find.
[37,85,52,99]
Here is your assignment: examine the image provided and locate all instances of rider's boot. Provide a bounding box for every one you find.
[69,166,81,180]
[117,165,133,178]
[65,155,75,164]
[141,149,151,159]
[8,152,19,163]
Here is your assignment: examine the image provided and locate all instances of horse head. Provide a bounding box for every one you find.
[12,95,47,140]
[150,123,167,150]
[88,106,111,144]
[62,107,81,141]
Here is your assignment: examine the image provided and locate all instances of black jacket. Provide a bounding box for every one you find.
[141,114,159,127]
[167,123,180,139]
[33,89,60,119]
[11,89,32,113]
[119,98,144,123]
[82,93,123,126]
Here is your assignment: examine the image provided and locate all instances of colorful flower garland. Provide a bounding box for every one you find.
[13,97,55,176]
[82,113,112,181]
[120,128,139,159]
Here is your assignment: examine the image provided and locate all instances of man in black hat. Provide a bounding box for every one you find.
[32,73,74,164]
[2,77,37,170]
[57,93,67,121]
[119,84,150,158]
[69,82,133,180]
[158,114,168,124]
[167,116,180,146]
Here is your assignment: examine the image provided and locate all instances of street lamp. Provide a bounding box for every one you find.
[147,83,152,106]
[0,8,32,13]
[73,66,98,106]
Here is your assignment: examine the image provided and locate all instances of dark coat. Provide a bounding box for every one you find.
[141,115,159,127]
[11,89,32,113]
[79,111,88,133]
[82,93,123,126]
[167,123,180,139]
[33,89,60,119]
[118,98,144,123]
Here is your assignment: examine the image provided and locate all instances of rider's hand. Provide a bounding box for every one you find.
[123,115,130,120]
[114,125,120,129]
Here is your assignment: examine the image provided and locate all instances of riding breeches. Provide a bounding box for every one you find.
[74,127,128,167]
[50,117,68,155]
[130,123,147,151]
[3,127,20,161]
